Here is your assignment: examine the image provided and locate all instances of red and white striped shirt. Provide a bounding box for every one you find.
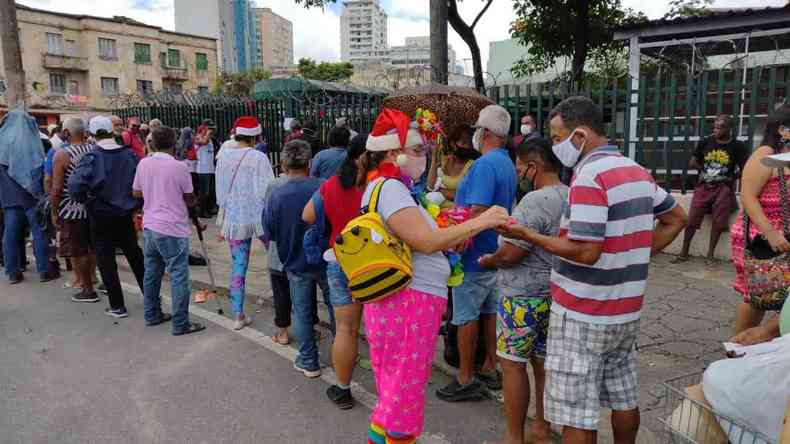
[550,146,677,325]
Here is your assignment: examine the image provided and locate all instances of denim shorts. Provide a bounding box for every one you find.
[326,261,354,307]
[451,271,500,325]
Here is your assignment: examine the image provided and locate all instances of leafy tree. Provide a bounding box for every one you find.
[297,58,354,82]
[213,68,272,96]
[510,0,647,92]
[663,0,713,20]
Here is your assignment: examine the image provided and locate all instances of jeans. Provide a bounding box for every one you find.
[326,261,353,306]
[451,271,500,326]
[143,230,191,334]
[229,239,252,317]
[3,206,49,275]
[90,213,145,309]
[289,270,333,371]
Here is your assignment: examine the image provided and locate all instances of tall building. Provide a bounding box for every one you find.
[175,0,258,73]
[387,36,457,72]
[0,4,218,123]
[254,8,294,69]
[340,0,388,65]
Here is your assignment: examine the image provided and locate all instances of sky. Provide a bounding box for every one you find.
[17,0,787,75]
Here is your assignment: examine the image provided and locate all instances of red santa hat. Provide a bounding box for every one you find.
[366,108,422,152]
[234,116,261,137]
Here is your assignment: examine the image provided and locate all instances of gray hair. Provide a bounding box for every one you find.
[149,118,163,129]
[63,117,85,136]
[281,139,312,170]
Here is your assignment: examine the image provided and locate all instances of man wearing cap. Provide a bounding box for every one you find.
[437,104,517,402]
[122,117,145,159]
[195,119,218,218]
[69,116,145,318]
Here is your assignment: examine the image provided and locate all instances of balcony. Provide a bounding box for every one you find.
[161,61,189,80]
[42,53,89,71]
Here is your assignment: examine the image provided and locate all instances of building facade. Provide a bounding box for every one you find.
[340,0,388,65]
[387,36,457,72]
[255,8,294,69]
[0,4,218,121]
[175,0,258,73]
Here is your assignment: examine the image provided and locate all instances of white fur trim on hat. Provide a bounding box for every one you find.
[236,125,262,137]
[366,128,422,152]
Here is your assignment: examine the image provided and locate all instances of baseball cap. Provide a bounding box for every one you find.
[89,116,113,135]
[473,104,511,138]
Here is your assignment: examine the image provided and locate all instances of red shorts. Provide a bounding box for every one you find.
[688,183,735,231]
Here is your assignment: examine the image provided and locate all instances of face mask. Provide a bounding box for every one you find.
[520,124,533,136]
[552,131,585,168]
[397,153,427,181]
[518,164,536,196]
[472,128,484,152]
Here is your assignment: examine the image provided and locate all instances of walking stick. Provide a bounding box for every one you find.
[192,215,224,315]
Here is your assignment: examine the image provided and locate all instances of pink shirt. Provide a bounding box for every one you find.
[133,152,193,238]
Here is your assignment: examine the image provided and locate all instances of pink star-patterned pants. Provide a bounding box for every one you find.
[363,288,447,438]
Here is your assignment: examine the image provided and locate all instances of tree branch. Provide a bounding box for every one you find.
[471,0,494,30]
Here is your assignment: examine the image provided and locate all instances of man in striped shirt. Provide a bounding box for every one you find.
[498,96,687,443]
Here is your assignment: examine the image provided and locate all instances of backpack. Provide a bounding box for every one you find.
[333,179,413,304]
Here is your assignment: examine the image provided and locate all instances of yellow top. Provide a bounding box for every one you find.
[441,160,473,192]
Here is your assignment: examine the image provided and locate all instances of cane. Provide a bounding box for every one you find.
[192,215,224,315]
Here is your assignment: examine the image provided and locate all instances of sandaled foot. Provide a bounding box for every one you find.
[670,256,690,264]
[271,331,290,346]
[173,322,206,336]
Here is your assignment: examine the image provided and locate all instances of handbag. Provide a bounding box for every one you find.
[743,168,790,311]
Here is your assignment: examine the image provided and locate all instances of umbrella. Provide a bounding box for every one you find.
[382,84,493,139]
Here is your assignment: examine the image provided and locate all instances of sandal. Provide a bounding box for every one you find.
[271,331,290,346]
[173,322,206,336]
[669,256,690,264]
[146,313,172,327]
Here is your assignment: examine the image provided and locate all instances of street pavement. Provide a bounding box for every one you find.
[1,224,742,443]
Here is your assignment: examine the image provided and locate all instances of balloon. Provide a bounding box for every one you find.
[780,296,790,336]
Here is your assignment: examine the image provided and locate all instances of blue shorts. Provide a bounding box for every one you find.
[326,261,354,307]
[451,271,500,325]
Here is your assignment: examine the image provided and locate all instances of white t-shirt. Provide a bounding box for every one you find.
[196,141,215,174]
[361,178,450,298]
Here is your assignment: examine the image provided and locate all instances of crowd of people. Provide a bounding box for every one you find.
[2,95,790,444]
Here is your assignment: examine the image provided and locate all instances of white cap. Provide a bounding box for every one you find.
[762,152,790,168]
[473,104,511,138]
[88,116,113,135]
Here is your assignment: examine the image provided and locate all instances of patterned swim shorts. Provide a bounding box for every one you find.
[496,295,551,362]
[544,311,640,430]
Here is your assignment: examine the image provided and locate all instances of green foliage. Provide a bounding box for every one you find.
[213,68,272,97]
[663,0,713,20]
[297,58,354,82]
[510,0,647,84]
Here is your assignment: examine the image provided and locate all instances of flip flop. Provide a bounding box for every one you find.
[172,322,206,336]
[669,256,690,264]
[271,332,290,346]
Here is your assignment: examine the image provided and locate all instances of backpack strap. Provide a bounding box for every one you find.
[362,178,388,215]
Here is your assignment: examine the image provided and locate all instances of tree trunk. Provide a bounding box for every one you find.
[448,0,486,93]
[571,0,591,94]
[430,0,449,85]
[0,0,26,109]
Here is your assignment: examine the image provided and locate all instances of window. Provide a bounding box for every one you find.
[198,86,209,95]
[167,49,181,68]
[64,40,77,57]
[67,80,80,95]
[49,73,66,94]
[46,33,64,55]
[164,81,182,94]
[98,38,117,59]
[136,80,153,94]
[195,52,208,71]
[134,43,151,64]
[100,77,119,96]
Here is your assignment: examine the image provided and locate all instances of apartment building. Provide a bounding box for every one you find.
[387,36,458,72]
[340,0,388,65]
[255,8,294,69]
[175,0,258,73]
[0,4,218,121]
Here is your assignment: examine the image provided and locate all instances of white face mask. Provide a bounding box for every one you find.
[552,131,585,168]
[472,128,484,152]
[520,124,533,136]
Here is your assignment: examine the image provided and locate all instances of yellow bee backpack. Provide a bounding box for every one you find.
[333,179,413,304]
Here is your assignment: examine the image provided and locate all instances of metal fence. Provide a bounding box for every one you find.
[114,93,384,167]
[488,64,790,193]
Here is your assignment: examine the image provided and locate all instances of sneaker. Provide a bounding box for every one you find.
[71,291,100,303]
[9,272,24,285]
[97,283,108,295]
[233,316,253,331]
[40,270,61,283]
[436,378,487,402]
[104,307,129,318]
[293,360,322,379]
[477,369,503,391]
[327,385,354,410]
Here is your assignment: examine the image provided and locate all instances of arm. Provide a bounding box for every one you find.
[49,150,69,225]
[469,204,489,218]
[740,146,790,252]
[689,139,705,169]
[303,199,317,224]
[309,153,320,177]
[496,225,603,266]
[652,205,688,255]
[44,176,52,194]
[478,242,528,269]
[426,149,441,190]
[387,206,509,255]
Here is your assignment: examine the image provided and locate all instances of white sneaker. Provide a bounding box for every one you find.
[233,316,253,331]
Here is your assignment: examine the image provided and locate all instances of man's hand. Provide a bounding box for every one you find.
[478,253,495,269]
[496,222,528,241]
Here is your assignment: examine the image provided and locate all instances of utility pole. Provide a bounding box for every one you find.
[0,0,26,109]
[430,0,448,85]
